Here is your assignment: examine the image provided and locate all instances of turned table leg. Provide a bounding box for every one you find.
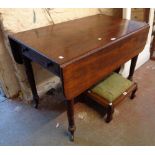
[128,55,138,81]
[22,56,39,108]
[66,99,76,141]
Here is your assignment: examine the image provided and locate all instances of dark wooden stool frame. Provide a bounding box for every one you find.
[86,82,137,122]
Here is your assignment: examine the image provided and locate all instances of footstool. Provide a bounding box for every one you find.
[86,72,137,123]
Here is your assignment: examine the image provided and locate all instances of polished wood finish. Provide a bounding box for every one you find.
[8,14,149,141]
[86,82,138,122]
[9,14,148,66]
[8,15,149,100]
[62,28,148,99]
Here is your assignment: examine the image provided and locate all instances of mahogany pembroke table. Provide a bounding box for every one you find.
[8,14,149,141]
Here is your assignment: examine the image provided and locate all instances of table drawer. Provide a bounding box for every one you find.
[22,47,60,76]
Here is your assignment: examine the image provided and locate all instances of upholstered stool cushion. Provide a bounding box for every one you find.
[91,73,132,102]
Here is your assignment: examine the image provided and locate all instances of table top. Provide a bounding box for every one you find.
[9,14,148,66]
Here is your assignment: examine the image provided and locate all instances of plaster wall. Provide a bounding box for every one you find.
[0,28,20,97]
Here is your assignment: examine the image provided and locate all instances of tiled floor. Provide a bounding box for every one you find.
[0,60,155,146]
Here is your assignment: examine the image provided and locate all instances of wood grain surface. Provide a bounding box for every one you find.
[9,14,149,100]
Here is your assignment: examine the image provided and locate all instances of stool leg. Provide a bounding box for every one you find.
[106,104,114,123]
[130,85,138,99]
